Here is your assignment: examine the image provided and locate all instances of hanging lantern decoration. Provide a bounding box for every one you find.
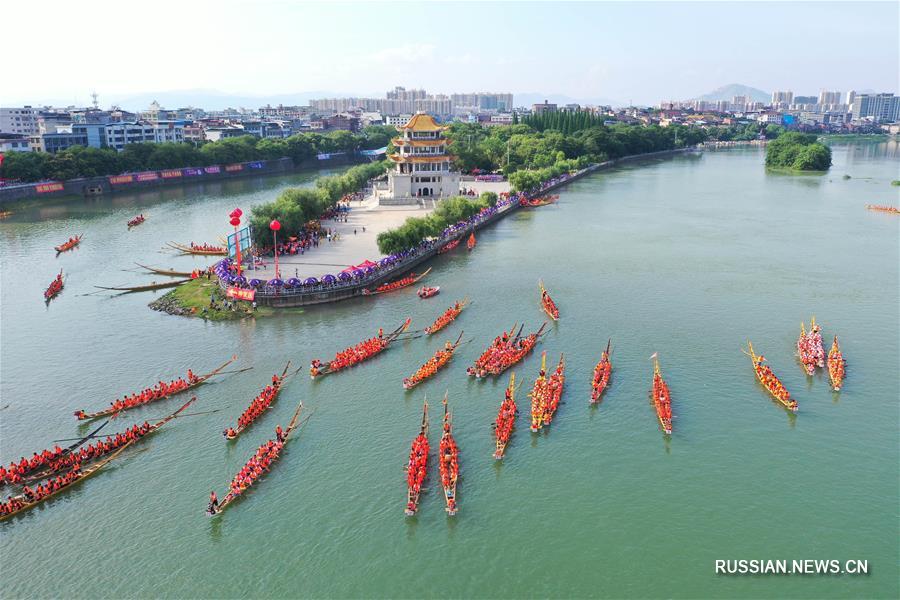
[269,219,281,231]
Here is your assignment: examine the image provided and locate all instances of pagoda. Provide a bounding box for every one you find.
[383,112,460,204]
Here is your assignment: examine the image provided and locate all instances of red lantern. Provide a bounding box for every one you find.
[230,217,241,227]
[234,208,243,217]
[269,219,281,231]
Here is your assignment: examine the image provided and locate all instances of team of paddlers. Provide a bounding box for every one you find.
[405,426,429,515]
[591,347,612,403]
[652,362,673,434]
[827,337,845,391]
[189,242,225,253]
[209,431,286,514]
[797,320,826,375]
[752,353,795,409]
[425,301,464,335]
[541,287,559,321]
[865,204,899,214]
[55,235,81,253]
[1,469,82,516]
[74,370,198,419]
[127,214,145,227]
[372,274,417,294]
[439,417,459,515]
[224,373,283,439]
[403,342,456,389]
[493,380,517,458]
[529,355,565,432]
[467,325,541,378]
[311,331,388,377]
[44,271,64,300]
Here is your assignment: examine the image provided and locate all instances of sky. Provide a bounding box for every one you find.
[3,0,898,108]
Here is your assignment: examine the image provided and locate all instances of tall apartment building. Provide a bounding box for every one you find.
[818,90,842,105]
[771,91,793,106]
[851,93,900,123]
[0,107,39,136]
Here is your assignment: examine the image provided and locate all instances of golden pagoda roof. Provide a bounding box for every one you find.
[398,113,446,132]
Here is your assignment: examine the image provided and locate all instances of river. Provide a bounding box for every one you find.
[1,142,897,598]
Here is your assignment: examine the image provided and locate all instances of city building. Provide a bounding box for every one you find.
[385,114,413,127]
[0,133,33,152]
[532,100,558,114]
[771,91,793,108]
[383,112,460,203]
[0,107,38,136]
[851,93,900,123]
[818,90,841,105]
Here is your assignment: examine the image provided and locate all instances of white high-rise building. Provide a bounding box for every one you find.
[771,91,793,108]
[0,106,38,136]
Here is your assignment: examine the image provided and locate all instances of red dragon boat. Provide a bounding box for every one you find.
[404,400,429,517]
[539,280,559,321]
[438,395,459,516]
[650,354,673,435]
[424,298,468,335]
[310,319,411,378]
[44,270,64,302]
[55,234,83,253]
[590,339,612,404]
[493,373,517,460]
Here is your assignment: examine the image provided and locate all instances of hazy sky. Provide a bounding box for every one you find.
[4,0,898,107]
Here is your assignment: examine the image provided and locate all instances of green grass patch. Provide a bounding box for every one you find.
[152,278,287,320]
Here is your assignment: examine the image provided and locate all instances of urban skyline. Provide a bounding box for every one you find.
[4,1,898,107]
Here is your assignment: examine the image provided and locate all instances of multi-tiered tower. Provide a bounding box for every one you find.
[385,112,459,204]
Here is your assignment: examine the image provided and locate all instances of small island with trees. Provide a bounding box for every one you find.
[765,132,832,171]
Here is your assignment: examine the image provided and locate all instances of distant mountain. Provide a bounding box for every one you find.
[514,92,625,109]
[694,84,770,104]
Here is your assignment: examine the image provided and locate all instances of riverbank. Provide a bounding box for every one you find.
[149,278,283,320]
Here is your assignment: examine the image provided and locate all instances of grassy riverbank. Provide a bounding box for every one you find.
[149,278,286,320]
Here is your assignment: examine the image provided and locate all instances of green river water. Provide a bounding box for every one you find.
[1,143,897,599]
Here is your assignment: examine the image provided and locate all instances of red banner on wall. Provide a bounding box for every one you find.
[109,175,134,184]
[225,164,243,172]
[137,172,159,182]
[35,182,64,193]
[226,287,256,301]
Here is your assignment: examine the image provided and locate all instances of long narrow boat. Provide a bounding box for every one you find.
[405,400,429,517]
[865,204,900,214]
[529,352,549,433]
[493,373,517,460]
[437,238,461,254]
[224,362,292,439]
[590,339,612,404]
[135,263,196,278]
[0,210,13,220]
[469,323,546,378]
[94,278,192,293]
[650,355,673,435]
[539,280,559,321]
[208,399,304,516]
[3,419,110,485]
[827,336,845,391]
[310,319,411,378]
[439,395,459,516]
[75,356,236,421]
[44,270,64,302]
[424,298,468,335]
[541,354,566,427]
[520,194,559,207]
[167,241,227,256]
[1,397,195,522]
[744,342,797,412]
[797,317,825,375]
[403,332,464,390]
[55,234,83,253]
[362,268,432,296]
[466,232,476,250]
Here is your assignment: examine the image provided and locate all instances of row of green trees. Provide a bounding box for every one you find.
[375,193,496,255]
[522,110,609,134]
[707,122,784,141]
[0,126,396,183]
[765,132,832,171]
[249,160,389,247]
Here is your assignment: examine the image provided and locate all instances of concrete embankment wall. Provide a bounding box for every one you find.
[0,154,370,205]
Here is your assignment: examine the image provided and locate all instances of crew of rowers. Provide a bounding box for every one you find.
[439,422,459,513]
[311,330,387,376]
[753,355,794,407]
[494,386,518,449]
[426,302,463,334]
[591,354,612,401]
[188,242,224,252]
[542,361,565,426]
[127,214,145,226]
[74,370,198,419]
[541,289,559,319]
[797,323,825,375]
[467,329,536,378]
[403,342,455,388]
[405,429,429,513]
[530,368,549,431]
[827,338,845,390]
[56,236,80,251]
[1,469,82,516]
[1,422,153,486]
[44,272,64,299]
[653,373,673,427]
[374,274,417,294]
[223,374,282,438]
[210,431,286,513]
